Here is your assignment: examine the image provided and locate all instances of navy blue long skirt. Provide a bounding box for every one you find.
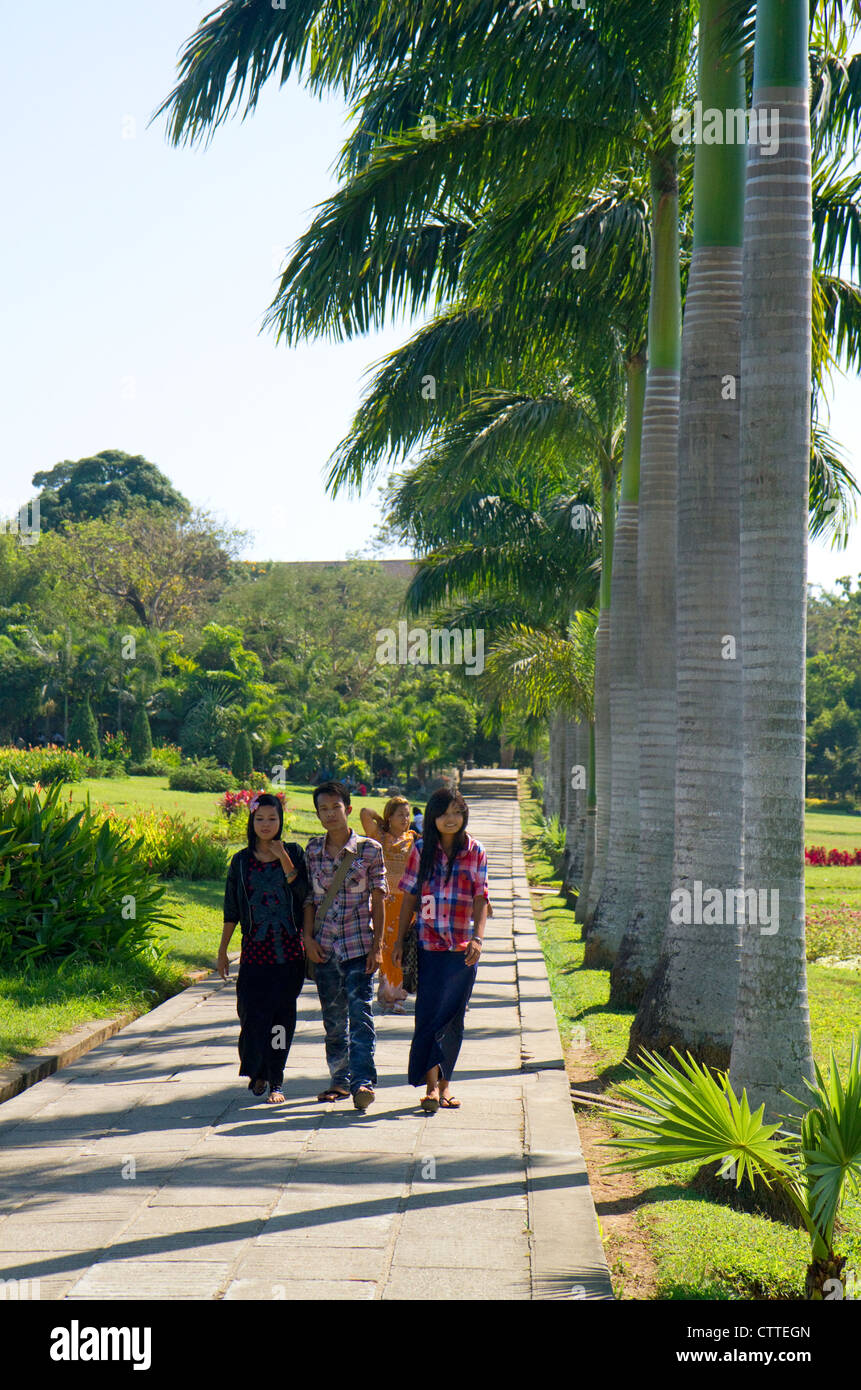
[407,947,477,1086]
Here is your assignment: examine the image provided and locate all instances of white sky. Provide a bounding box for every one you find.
[1,1,858,592]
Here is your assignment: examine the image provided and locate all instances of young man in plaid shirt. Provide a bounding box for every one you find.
[303,781,387,1110]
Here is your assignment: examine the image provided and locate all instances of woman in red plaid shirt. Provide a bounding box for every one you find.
[393,787,488,1113]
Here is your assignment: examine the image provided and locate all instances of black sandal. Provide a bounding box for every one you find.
[249,1079,267,1096]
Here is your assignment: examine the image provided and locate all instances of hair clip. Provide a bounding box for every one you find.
[248,796,260,813]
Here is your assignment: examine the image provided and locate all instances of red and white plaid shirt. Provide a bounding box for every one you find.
[304,831,387,962]
[398,835,489,952]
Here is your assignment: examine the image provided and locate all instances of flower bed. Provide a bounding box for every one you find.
[219,787,286,820]
[805,846,861,866]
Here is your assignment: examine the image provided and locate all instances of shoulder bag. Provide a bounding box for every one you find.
[305,848,355,982]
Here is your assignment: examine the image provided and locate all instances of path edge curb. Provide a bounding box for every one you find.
[0,960,236,1107]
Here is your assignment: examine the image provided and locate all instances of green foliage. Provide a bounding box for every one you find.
[525,810,567,874]
[100,732,130,765]
[602,1041,861,1295]
[168,760,236,793]
[127,760,165,777]
[129,707,153,763]
[109,808,229,879]
[30,449,191,532]
[150,743,183,769]
[69,697,99,758]
[0,780,177,966]
[231,729,253,781]
[0,746,94,785]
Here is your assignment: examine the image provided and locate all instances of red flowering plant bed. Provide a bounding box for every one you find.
[218,788,287,821]
[805,846,861,866]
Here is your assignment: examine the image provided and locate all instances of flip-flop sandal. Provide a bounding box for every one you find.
[267,1089,286,1104]
[420,1095,440,1114]
[439,1096,461,1108]
[317,1088,350,1102]
[250,1080,267,1097]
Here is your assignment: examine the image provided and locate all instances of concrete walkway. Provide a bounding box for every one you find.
[0,770,611,1301]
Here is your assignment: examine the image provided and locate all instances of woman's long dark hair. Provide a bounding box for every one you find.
[246,792,284,851]
[417,787,469,889]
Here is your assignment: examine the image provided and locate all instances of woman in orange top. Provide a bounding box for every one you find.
[360,796,416,1013]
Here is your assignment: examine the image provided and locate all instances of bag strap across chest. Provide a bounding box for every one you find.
[312,849,356,935]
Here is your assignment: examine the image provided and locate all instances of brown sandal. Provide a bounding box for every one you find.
[317,1087,350,1102]
[439,1096,461,1108]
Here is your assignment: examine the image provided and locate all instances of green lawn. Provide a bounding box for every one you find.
[805,808,861,850]
[520,783,861,1300]
[66,775,389,845]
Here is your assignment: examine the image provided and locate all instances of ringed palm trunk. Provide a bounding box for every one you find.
[546,712,562,820]
[729,0,815,1117]
[583,472,616,927]
[614,150,682,971]
[622,0,745,1034]
[585,351,646,966]
[564,718,588,890]
[576,719,597,924]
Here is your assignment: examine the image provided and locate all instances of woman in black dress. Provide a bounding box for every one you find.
[217,792,308,1104]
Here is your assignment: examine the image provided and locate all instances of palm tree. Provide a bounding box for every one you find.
[729,0,817,1119]
[618,0,747,1042]
[582,349,646,954]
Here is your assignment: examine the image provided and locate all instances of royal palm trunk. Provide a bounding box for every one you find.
[613,151,682,965]
[621,0,745,1033]
[583,474,616,926]
[564,718,587,888]
[729,0,815,1117]
[576,719,597,924]
[585,351,646,965]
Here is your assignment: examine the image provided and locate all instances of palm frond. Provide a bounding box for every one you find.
[481,614,597,720]
[809,422,859,547]
[798,1039,861,1243]
[600,1049,807,1215]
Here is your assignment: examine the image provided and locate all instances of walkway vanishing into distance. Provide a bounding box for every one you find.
[0,770,611,1301]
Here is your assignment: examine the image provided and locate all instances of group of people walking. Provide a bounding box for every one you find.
[218,781,489,1114]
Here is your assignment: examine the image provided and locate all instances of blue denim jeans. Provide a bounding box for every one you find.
[314,954,377,1093]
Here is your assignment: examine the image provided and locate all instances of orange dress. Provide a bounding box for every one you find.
[378,829,417,998]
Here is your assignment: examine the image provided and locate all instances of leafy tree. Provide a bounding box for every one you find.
[41,504,243,630]
[31,450,190,531]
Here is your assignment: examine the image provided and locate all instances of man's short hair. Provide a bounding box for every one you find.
[313,780,351,811]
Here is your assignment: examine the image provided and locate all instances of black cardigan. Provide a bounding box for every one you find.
[223,843,309,935]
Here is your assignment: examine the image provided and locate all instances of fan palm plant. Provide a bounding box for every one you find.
[600,1038,861,1300]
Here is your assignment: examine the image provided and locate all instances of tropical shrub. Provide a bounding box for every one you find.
[601,1043,861,1300]
[0,746,94,785]
[127,760,164,776]
[100,731,131,765]
[0,781,176,966]
[129,708,153,763]
[169,760,236,793]
[525,812,566,873]
[106,808,229,879]
[151,743,183,769]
